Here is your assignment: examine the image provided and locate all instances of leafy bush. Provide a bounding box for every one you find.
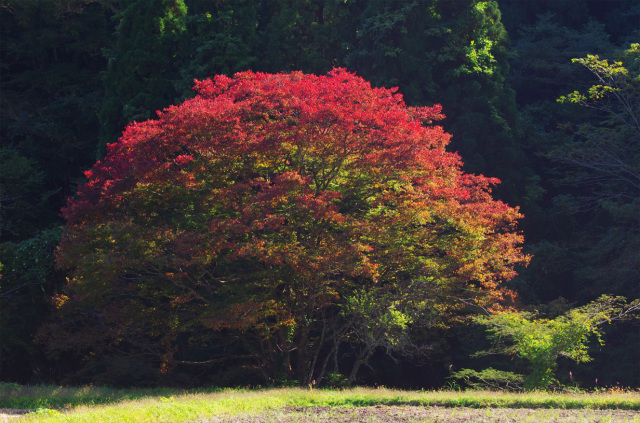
[473,295,639,389]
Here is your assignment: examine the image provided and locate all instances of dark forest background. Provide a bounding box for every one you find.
[1,0,638,388]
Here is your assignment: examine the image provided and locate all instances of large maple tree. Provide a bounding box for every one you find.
[50,69,528,385]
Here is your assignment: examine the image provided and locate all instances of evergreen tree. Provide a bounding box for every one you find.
[256,0,355,74]
[0,0,111,236]
[0,0,112,382]
[176,0,260,95]
[98,0,187,158]
[345,0,531,205]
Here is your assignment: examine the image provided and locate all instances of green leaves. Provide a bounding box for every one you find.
[0,227,64,382]
[472,296,640,389]
[558,54,631,104]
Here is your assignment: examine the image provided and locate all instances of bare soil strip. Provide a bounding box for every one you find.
[203,405,640,423]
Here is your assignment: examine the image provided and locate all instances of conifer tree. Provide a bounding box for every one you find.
[99,0,187,158]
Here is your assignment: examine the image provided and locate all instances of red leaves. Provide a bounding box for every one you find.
[173,154,194,166]
[56,68,529,361]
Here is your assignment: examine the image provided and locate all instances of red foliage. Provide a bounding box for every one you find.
[52,69,529,381]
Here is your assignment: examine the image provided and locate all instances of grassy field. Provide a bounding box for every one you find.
[1,383,639,422]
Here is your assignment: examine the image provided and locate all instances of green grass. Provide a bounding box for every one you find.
[0,383,193,410]
[2,384,639,423]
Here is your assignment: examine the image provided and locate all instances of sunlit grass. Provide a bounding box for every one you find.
[2,384,639,423]
[0,383,194,409]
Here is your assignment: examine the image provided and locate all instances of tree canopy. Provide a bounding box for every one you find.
[50,69,528,384]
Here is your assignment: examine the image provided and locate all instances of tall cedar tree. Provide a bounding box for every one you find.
[49,69,528,385]
[98,0,188,158]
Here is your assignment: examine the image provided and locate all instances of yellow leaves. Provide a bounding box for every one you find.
[52,294,69,309]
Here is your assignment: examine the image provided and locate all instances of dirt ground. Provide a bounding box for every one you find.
[203,405,640,423]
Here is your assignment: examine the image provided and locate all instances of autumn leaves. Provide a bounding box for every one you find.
[52,69,528,384]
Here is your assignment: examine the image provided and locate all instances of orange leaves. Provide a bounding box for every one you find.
[51,293,70,310]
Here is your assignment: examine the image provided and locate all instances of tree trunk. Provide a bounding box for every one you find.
[347,346,374,386]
